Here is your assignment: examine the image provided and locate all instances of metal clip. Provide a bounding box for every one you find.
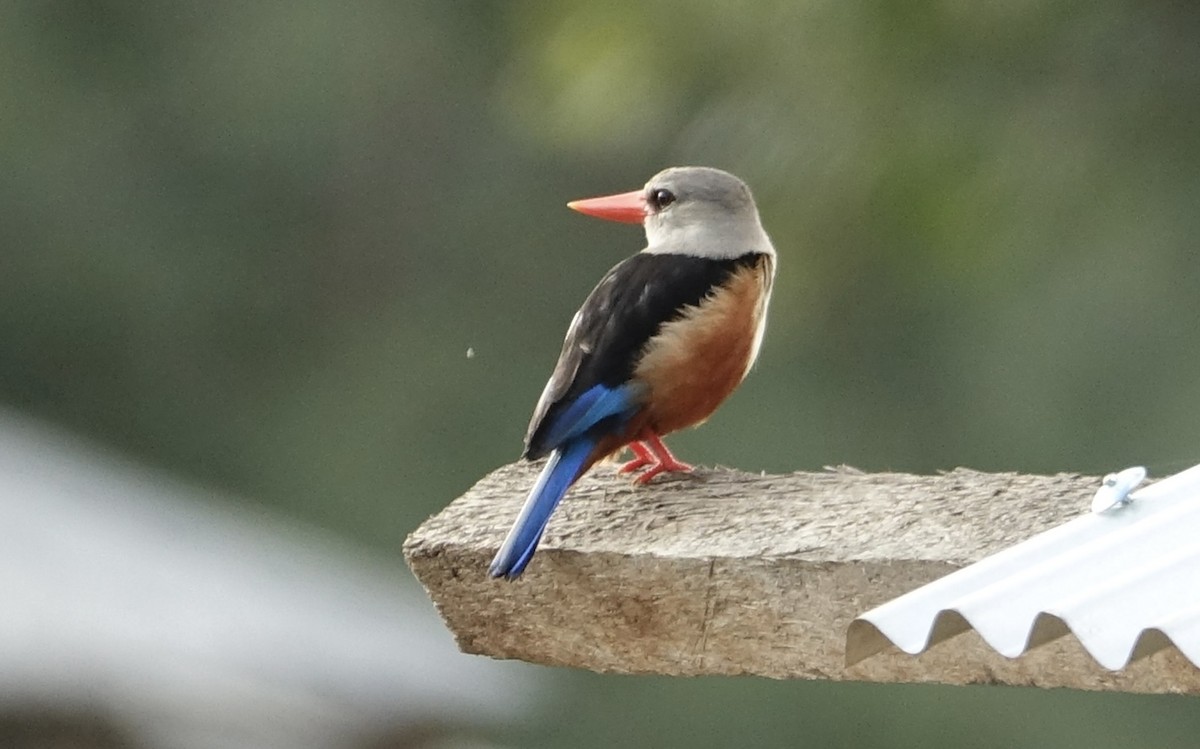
[1091,466,1146,514]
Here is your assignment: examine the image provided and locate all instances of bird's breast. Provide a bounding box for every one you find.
[632,254,772,435]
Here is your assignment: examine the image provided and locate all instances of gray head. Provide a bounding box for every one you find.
[640,167,774,259]
[566,166,774,260]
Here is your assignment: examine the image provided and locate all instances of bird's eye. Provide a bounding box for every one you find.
[648,188,676,211]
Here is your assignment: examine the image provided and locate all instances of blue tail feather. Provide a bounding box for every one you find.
[489,435,598,580]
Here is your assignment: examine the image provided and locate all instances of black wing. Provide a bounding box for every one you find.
[523,251,760,459]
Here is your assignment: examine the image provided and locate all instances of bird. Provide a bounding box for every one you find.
[489,166,776,580]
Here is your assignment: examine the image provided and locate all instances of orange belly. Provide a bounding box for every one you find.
[632,257,770,436]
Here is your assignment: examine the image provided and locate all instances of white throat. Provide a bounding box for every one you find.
[643,213,775,260]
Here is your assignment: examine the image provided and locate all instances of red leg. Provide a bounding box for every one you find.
[619,441,655,474]
[633,432,693,484]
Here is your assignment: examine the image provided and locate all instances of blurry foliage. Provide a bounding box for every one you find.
[2,1,1200,747]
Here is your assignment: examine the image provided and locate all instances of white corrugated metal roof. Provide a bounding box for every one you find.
[848,462,1200,671]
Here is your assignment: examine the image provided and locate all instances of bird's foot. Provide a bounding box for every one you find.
[619,440,655,474]
[632,456,694,484]
[628,433,693,484]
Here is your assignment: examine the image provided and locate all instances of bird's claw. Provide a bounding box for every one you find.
[619,456,654,474]
[631,458,694,484]
[620,437,692,483]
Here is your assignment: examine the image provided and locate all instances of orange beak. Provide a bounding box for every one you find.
[567,189,646,224]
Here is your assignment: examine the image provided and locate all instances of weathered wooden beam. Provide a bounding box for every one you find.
[404,463,1200,694]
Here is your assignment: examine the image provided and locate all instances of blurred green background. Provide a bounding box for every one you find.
[4,1,1200,747]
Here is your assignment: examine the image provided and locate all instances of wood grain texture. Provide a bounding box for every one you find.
[404,463,1200,693]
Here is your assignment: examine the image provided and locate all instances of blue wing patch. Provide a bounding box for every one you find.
[533,383,643,451]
